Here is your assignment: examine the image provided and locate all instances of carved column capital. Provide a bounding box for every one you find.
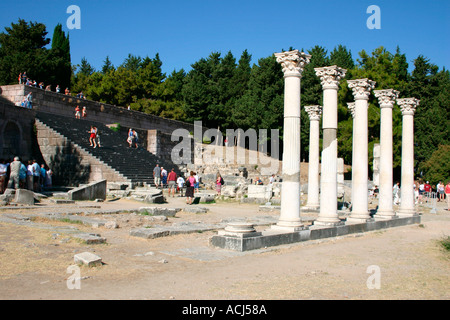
[348,78,376,100]
[346,102,356,118]
[274,50,311,77]
[314,65,347,89]
[304,105,322,121]
[397,98,420,115]
[374,89,400,108]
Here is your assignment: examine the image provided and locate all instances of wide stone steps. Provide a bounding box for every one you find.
[35,111,179,184]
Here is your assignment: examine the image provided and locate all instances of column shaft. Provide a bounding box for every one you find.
[273,50,311,231]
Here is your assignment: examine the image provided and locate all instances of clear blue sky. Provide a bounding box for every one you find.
[1,0,449,75]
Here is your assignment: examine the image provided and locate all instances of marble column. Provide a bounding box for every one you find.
[374,89,400,220]
[304,105,322,210]
[397,97,420,216]
[313,66,347,226]
[346,78,376,223]
[273,50,311,231]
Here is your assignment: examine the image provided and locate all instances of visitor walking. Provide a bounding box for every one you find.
[437,181,445,202]
[185,171,196,205]
[161,167,167,187]
[127,129,134,147]
[82,106,87,118]
[153,164,161,188]
[216,173,224,196]
[132,129,139,148]
[393,182,400,205]
[167,168,177,198]
[194,172,200,193]
[26,92,32,109]
[95,127,102,147]
[75,105,81,119]
[89,126,97,148]
[177,175,185,195]
[7,157,22,189]
[31,160,40,192]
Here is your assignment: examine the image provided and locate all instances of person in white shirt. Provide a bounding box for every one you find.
[176,176,185,195]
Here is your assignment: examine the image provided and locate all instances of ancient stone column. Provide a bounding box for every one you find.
[374,89,400,220]
[272,50,311,231]
[397,97,420,216]
[313,66,347,226]
[347,78,376,223]
[304,105,322,210]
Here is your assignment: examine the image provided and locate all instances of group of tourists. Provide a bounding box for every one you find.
[152,164,225,205]
[0,157,52,194]
[127,129,139,148]
[75,105,87,119]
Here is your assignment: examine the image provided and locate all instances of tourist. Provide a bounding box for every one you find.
[161,167,167,187]
[40,164,46,190]
[176,175,185,195]
[89,126,97,148]
[22,72,27,84]
[45,84,51,91]
[65,88,70,95]
[45,167,53,189]
[127,129,134,147]
[39,82,44,89]
[254,177,263,185]
[26,160,34,190]
[95,127,102,148]
[82,106,87,118]
[26,92,32,109]
[269,174,276,184]
[445,181,450,211]
[56,85,60,93]
[437,181,445,202]
[19,161,27,189]
[424,181,432,202]
[167,168,177,198]
[393,182,400,205]
[7,157,22,190]
[185,171,196,205]
[132,129,139,148]
[31,160,40,192]
[153,164,161,188]
[75,105,81,119]
[194,172,199,193]
[0,159,7,194]
[216,173,224,195]
[18,73,22,84]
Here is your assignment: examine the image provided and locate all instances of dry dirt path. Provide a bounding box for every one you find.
[0,195,448,300]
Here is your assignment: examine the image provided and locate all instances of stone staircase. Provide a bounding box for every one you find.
[35,111,180,186]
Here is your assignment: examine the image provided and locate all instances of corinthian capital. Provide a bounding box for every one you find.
[374,89,400,107]
[348,78,376,100]
[397,98,420,115]
[304,105,322,121]
[274,50,311,77]
[347,102,356,119]
[314,65,347,89]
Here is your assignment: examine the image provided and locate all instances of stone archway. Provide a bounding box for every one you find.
[2,121,21,158]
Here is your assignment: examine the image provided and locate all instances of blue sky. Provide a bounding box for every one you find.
[1,0,449,75]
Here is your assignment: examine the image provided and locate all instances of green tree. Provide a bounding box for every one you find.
[49,23,72,90]
[0,19,51,85]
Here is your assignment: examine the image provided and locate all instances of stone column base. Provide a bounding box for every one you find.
[271,223,308,233]
[312,218,345,228]
[396,209,417,217]
[374,211,398,221]
[346,217,375,224]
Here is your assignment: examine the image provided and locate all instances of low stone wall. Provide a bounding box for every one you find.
[68,179,107,201]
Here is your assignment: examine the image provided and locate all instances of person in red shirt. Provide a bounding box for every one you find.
[424,181,432,202]
[167,168,177,198]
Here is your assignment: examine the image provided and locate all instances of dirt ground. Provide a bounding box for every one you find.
[0,193,448,301]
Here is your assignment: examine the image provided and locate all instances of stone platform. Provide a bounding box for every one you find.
[210,215,421,251]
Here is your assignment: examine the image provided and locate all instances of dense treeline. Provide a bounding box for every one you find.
[0,19,448,183]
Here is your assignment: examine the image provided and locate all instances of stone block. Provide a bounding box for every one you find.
[68,180,107,201]
[74,252,102,267]
[13,189,35,205]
